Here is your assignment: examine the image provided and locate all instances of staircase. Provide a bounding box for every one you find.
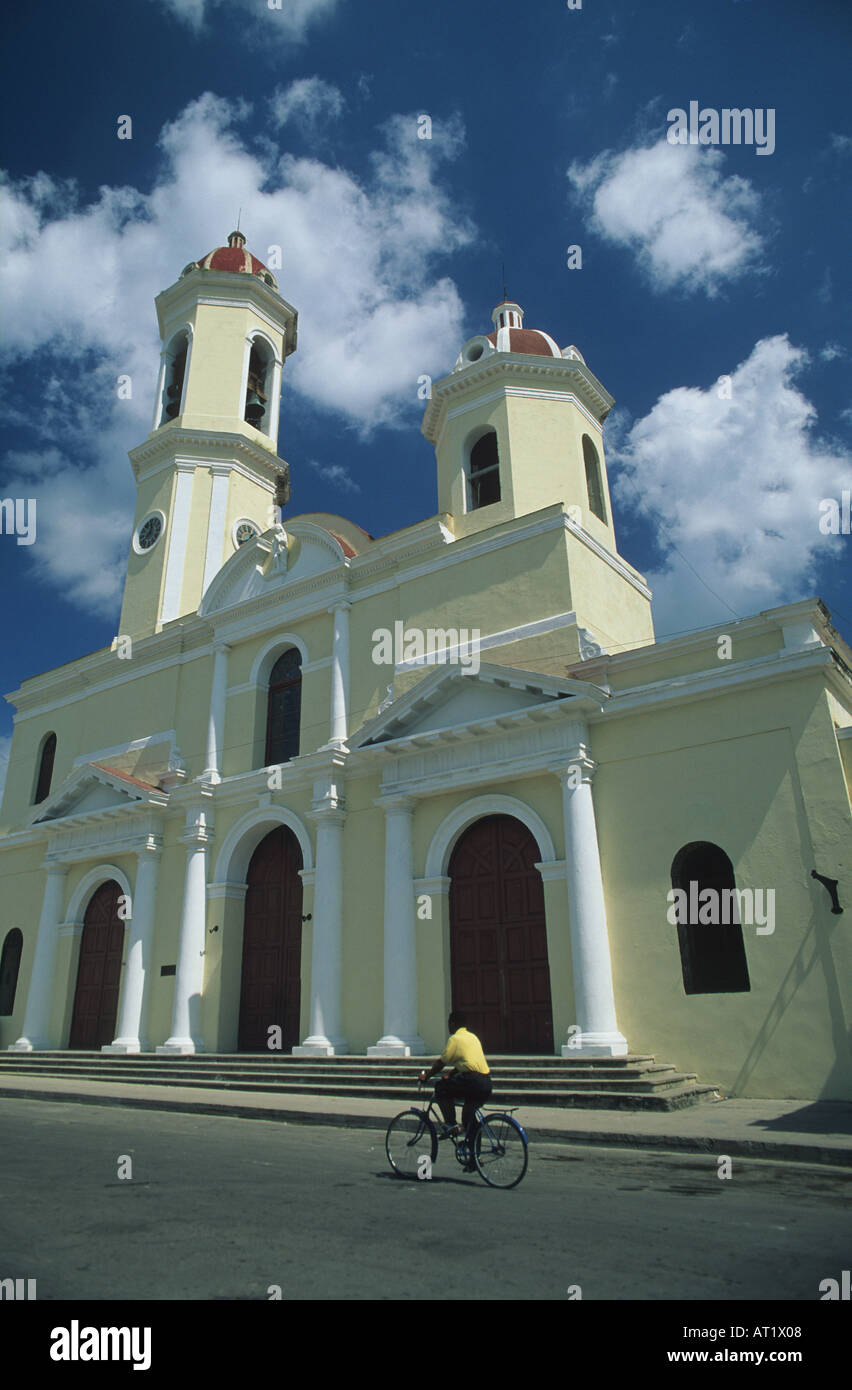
[0,1052,721,1111]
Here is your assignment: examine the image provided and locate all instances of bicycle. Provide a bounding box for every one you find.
[385,1079,529,1188]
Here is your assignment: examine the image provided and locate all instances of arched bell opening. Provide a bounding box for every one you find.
[159,329,190,425]
[244,336,276,435]
[464,427,501,512]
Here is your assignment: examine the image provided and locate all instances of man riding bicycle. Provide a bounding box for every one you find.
[419,1011,492,1169]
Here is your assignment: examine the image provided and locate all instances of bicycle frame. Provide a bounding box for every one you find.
[387,1083,529,1187]
[415,1084,517,1154]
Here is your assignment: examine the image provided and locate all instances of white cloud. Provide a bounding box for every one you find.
[153,0,339,42]
[569,139,765,295]
[606,336,851,634]
[0,94,473,619]
[157,0,205,27]
[270,78,344,130]
[308,459,360,493]
[2,447,134,617]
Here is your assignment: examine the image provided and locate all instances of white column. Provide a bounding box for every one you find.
[327,601,351,748]
[293,793,348,1055]
[157,808,212,1054]
[369,796,425,1056]
[269,358,283,443]
[160,461,195,625]
[103,841,162,1054]
[151,351,167,432]
[9,863,69,1051]
[203,643,230,784]
[558,750,628,1057]
[178,328,193,415]
[239,338,252,422]
[201,465,231,597]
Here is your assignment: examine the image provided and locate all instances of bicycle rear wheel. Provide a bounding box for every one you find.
[385,1109,438,1179]
[473,1112,528,1188]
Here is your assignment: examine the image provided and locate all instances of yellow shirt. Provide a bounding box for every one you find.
[440,1027,490,1075]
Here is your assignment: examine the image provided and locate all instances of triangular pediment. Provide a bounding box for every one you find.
[30,763,167,825]
[200,521,349,616]
[350,662,608,748]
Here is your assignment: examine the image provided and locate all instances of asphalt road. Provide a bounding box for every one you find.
[1,1097,850,1301]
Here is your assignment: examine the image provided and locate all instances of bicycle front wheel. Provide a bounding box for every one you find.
[385,1109,438,1179]
[473,1113,528,1188]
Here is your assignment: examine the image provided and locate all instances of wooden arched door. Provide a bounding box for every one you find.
[238,826,304,1051]
[69,881,125,1049]
[449,815,554,1053]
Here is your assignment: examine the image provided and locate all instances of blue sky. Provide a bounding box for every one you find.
[1,0,851,791]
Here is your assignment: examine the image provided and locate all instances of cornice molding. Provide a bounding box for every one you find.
[156,269,297,351]
[42,806,168,865]
[562,513,652,599]
[595,643,840,725]
[129,428,287,484]
[6,627,215,722]
[421,354,615,442]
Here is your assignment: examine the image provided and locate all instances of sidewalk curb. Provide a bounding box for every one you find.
[2,1083,851,1170]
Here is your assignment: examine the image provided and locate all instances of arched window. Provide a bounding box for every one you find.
[245,338,275,435]
[0,928,23,1015]
[582,435,607,523]
[670,842,750,995]
[33,732,56,805]
[265,649,302,766]
[467,430,501,510]
[161,331,189,424]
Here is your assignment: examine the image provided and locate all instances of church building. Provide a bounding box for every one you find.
[1,233,850,1101]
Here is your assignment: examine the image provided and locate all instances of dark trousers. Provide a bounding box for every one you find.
[435,1071,492,1140]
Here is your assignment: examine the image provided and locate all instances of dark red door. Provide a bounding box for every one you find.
[69,881,125,1049]
[238,827,303,1051]
[449,815,554,1053]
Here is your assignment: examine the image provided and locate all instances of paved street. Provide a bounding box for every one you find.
[1,1098,850,1301]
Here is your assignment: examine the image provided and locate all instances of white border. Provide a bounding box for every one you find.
[232,517,261,549]
[424,794,557,878]
[213,806,314,884]
[64,863,134,926]
[133,510,166,556]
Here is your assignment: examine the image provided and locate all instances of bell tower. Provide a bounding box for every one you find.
[119,232,298,639]
[421,298,655,655]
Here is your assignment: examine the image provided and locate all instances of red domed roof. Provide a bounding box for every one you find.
[181,231,277,288]
[486,301,562,358]
[486,327,561,358]
[201,244,268,274]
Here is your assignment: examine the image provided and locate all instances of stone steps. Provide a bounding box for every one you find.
[0,1052,722,1111]
[0,1064,702,1094]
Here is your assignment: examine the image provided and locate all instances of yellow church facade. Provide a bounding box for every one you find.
[1,234,850,1101]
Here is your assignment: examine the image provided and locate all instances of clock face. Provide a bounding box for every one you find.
[236,522,259,547]
[138,515,162,550]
